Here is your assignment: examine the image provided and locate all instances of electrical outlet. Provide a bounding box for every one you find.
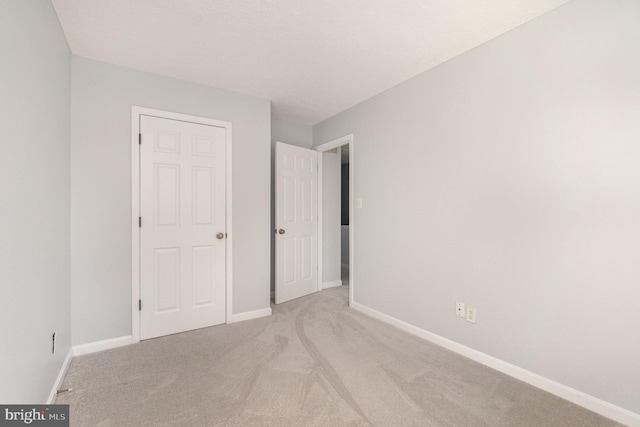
[456,302,465,317]
[466,307,477,324]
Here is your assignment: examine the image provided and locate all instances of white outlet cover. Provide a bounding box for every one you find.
[466,307,476,324]
[356,197,363,209]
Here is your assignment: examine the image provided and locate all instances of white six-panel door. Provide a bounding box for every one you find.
[140,115,226,340]
[275,142,318,304]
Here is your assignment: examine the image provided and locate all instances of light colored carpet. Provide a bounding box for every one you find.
[57,286,619,426]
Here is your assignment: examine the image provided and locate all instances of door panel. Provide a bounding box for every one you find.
[275,142,318,304]
[140,115,226,340]
[193,167,213,224]
[155,248,180,311]
[156,164,180,225]
[192,245,215,306]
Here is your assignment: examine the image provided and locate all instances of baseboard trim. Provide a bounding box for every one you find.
[231,307,272,323]
[351,302,640,427]
[47,348,73,404]
[73,335,133,357]
[322,280,342,289]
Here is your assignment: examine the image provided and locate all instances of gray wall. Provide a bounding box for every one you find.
[322,150,342,285]
[0,0,71,402]
[314,0,640,414]
[341,226,349,268]
[272,118,313,149]
[270,119,313,294]
[71,56,271,345]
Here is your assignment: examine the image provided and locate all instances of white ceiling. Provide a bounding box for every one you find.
[51,0,570,125]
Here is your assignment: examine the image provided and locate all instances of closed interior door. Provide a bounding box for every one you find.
[140,115,226,340]
[275,142,318,304]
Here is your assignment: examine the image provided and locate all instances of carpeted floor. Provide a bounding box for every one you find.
[57,286,619,426]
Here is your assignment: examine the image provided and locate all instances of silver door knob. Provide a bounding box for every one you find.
[278,229,285,234]
[216,232,225,239]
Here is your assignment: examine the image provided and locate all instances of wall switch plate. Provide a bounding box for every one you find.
[356,197,363,209]
[466,307,476,324]
[456,302,465,317]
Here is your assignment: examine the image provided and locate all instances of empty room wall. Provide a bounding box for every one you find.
[0,0,71,402]
[314,0,640,416]
[71,56,271,346]
[272,118,313,149]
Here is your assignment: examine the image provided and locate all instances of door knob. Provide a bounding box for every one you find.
[278,229,285,235]
[216,232,225,239]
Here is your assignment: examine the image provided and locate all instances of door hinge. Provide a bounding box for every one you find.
[139,299,142,311]
[138,133,142,145]
[139,217,142,227]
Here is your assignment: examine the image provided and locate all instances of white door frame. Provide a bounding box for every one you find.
[131,106,233,343]
[315,134,354,306]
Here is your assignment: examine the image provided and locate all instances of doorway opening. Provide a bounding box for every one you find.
[315,134,354,307]
[340,146,350,288]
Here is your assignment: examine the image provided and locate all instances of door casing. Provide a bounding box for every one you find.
[131,106,233,343]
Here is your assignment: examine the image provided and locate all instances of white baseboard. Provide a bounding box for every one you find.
[73,335,133,357]
[322,280,342,289]
[47,348,73,404]
[351,302,640,427]
[231,307,272,323]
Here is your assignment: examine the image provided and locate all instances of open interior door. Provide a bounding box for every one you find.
[275,142,318,304]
